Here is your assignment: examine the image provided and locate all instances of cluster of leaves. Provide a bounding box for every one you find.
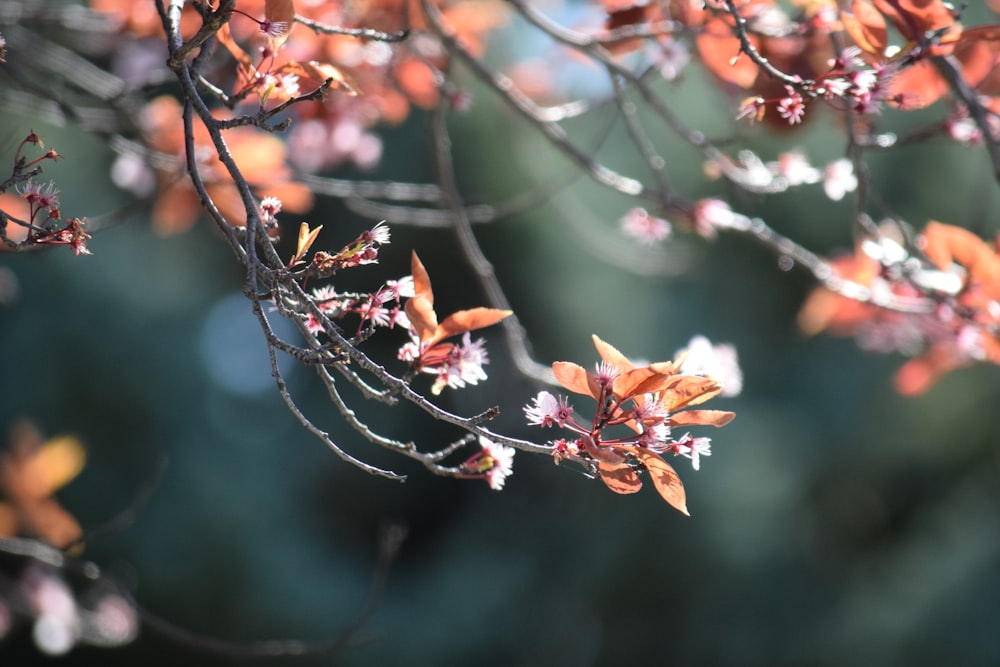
[93,0,506,234]
[800,221,1000,395]
[608,0,1000,127]
[2,0,1000,513]
[525,336,735,513]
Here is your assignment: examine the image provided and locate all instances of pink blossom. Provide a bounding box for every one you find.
[259,196,283,225]
[823,159,858,201]
[430,333,490,394]
[479,437,515,490]
[620,207,672,245]
[692,198,738,239]
[777,86,806,125]
[674,433,712,471]
[770,151,820,186]
[19,179,60,212]
[386,275,415,300]
[677,335,743,397]
[524,391,574,427]
[87,595,138,645]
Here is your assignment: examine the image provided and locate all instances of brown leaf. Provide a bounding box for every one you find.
[633,448,688,515]
[597,461,643,494]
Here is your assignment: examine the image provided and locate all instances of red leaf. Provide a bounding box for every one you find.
[841,0,888,56]
[872,0,961,52]
[633,448,688,515]
[890,60,947,109]
[597,461,643,494]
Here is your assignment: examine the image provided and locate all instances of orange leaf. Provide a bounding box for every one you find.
[433,307,512,344]
[395,57,440,110]
[611,366,659,400]
[920,221,1000,290]
[893,347,961,395]
[293,60,360,96]
[841,0,888,56]
[591,334,634,371]
[597,461,643,494]
[291,222,322,266]
[552,361,598,398]
[29,436,86,498]
[0,503,17,537]
[659,375,722,411]
[633,448,688,515]
[20,500,83,549]
[0,424,86,548]
[264,0,296,47]
[257,181,313,215]
[405,295,438,343]
[669,410,736,428]
[215,24,255,72]
[696,18,759,89]
[410,251,434,307]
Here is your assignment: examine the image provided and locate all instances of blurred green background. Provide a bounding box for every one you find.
[3,4,1000,665]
